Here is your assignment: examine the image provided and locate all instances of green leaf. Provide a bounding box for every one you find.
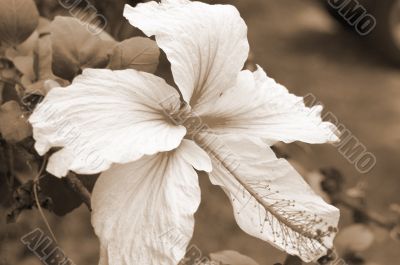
[108,37,160,73]
[0,100,32,143]
[50,16,117,80]
[0,0,39,47]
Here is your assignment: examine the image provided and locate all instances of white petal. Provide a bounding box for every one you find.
[91,139,209,265]
[194,66,338,145]
[123,1,249,105]
[179,139,212,172]
[30,68,186,177]
[196,134,340,262]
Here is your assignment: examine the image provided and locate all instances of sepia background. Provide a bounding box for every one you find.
[0,0,399,264]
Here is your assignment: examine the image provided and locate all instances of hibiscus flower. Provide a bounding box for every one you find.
[29,0,340,264]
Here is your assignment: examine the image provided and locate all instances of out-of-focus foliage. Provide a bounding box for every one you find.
[0,1,399,265]
[50,16,116,80]
[0,0,159,223]
[0,101,32,143]
[335,224,375,253]
[0,0,39,47]
[108,37,160,72]
[39,174,98,216]
[208,250,260,265]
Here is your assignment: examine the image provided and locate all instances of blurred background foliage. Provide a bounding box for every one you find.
[0,0,399,264]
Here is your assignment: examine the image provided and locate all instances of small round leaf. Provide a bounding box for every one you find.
[335,224,375,253]
[50,16,116,80]
[0,0,39,46]
[0,100,32,143]
[107,37,160,73]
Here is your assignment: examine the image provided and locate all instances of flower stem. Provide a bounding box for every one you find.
[66,172,92,211]
[33,154,58,243]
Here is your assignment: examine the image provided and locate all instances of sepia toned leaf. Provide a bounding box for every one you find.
[35,33,54,81]
[335,224,374,253]
[0,79,19,103]
[3,31,38,85]
[107,37,160,73]
[0,142,13,207]
[0,0,39,47]
[283,255,303,265]
[36,17,51,36]
[0,66,18,80]
[39,173,98,216]
[50,16,116,80]
[25,31,59,96]
[0,174,13,206]
[0,83,3,104]
[5,31,39,59]
[389,225,400,241]
[11,144,37,183]
[303,170,331,203]
[13,56,35,83]
[0,100,32,143]
[209,250,259,265]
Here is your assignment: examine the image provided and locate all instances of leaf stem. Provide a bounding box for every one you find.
[33,154,58,243]
[335,197,396,230]
[2,140,15,188]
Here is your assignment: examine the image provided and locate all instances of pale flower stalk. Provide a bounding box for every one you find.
[29,0,340,264]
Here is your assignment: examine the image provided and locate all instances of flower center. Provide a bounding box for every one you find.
[165,104,208,137]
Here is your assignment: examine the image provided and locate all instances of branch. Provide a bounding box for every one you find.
[335,197,396,230]
[1,139,15,187]
[33,154,58,243]
[66,172,92,211]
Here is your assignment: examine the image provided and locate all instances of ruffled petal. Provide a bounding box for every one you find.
[123,0,249,105]
[91,139,210,265]
[29,68,186,177]
[194,66,338,145]
[196,134,339,262]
